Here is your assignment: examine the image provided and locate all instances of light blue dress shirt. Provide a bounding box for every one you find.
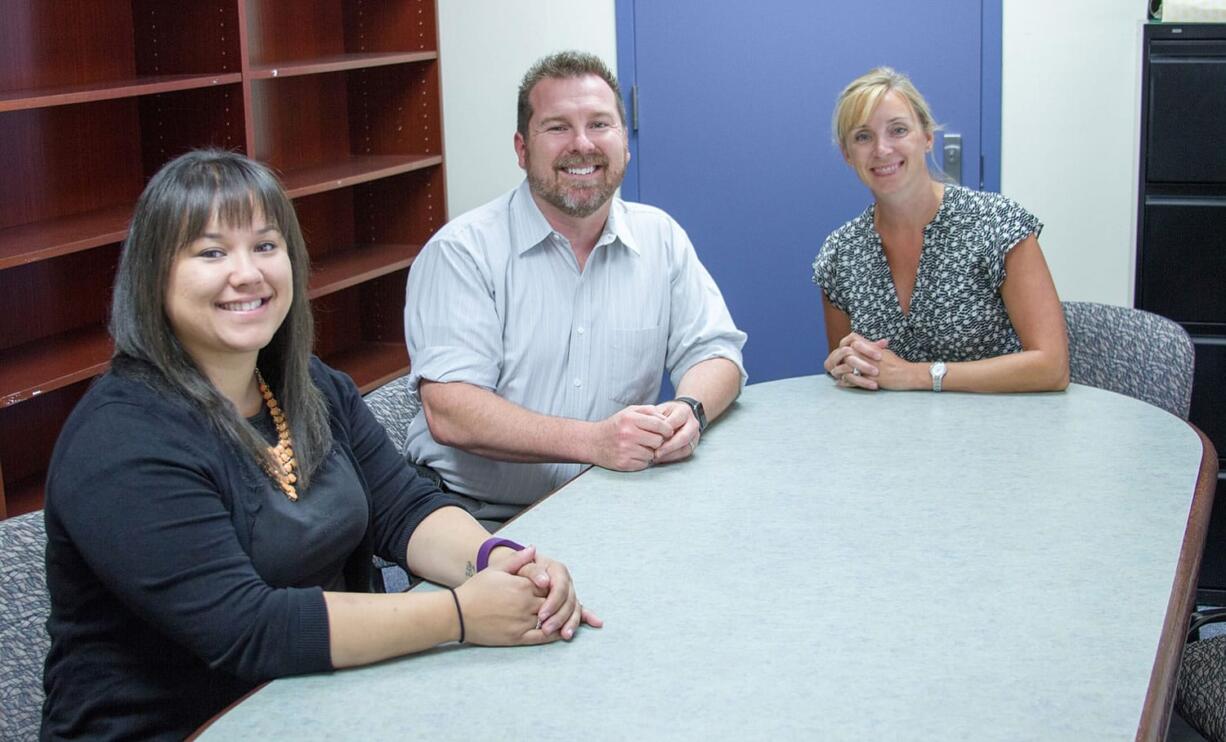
[403,180,746,519]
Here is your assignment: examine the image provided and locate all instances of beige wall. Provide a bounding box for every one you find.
[437,0,617,216]
[438,2,1146,306]
[1001,0,1147,307]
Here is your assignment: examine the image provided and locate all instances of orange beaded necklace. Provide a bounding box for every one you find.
[255,369,299,501]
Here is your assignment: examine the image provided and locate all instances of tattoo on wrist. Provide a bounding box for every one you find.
[465,561,475,578]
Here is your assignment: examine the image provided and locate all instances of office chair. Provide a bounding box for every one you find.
[1062,301,1195,418]
[1063,303,1219,738]
[0,510,51,740]
[1177,609,1226,742]
[361,373,419,458]
[362,374,419,592]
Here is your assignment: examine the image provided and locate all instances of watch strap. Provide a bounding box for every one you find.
[476,537,524,572]
[674,396,707,432]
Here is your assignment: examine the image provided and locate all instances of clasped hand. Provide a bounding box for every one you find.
[593,401,700,471]
[458,545,603,645]
[824,333,912,391]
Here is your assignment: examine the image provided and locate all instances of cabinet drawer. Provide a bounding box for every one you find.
[1201,474,1226,596]
[1147,56,1226,183]
[1190,336,1226,458]
[1139,199,1226,323]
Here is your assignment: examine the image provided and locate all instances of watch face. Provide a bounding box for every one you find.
[930,362,947,392]
[678,397,707,432]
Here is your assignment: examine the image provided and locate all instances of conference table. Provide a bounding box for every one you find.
[197,377,1217,741]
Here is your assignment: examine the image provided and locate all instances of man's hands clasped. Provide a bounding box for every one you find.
[591,400,702,471]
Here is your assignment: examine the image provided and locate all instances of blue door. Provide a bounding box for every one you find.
[618,0,1001,384]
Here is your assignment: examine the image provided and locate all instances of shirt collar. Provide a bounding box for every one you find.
[509,179,640,256]
[604,197,641,255]
[509,180,555,256]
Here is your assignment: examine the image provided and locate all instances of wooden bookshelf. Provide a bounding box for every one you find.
[248,51,438,80]
[0,0,446,516]
[308,244,417,299]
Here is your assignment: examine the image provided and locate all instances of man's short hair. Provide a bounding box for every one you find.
[517,50,627,138]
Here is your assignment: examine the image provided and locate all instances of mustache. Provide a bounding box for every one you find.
[555,153,609,169]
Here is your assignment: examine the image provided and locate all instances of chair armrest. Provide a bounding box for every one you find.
[1189,607,1226,638]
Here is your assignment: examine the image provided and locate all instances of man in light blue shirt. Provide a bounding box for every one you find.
[403,51,746,525]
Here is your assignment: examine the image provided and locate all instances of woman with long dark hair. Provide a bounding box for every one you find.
[41,150,600,740]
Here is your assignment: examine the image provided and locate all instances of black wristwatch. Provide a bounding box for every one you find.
[674,396,707,433]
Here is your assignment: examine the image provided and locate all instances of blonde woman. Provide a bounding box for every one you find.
[813,67,1068,393]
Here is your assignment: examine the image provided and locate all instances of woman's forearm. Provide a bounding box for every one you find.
[404,506,492,587]
[323,589,458,668]
[925,348,1069,393]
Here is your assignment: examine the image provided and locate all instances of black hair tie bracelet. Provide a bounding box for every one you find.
[446,587,465,643]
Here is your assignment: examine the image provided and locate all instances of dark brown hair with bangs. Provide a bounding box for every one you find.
[109,149,332,489]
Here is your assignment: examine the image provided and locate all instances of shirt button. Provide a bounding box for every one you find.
[576,326,585,335]
[573,378,582,388]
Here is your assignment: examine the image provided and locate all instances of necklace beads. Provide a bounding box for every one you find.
[255,369,299,501]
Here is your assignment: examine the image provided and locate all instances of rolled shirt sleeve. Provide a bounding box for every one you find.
[660,215,748,391]
[404,230,505,396]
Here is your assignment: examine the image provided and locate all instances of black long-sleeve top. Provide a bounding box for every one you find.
[41,358,455,740]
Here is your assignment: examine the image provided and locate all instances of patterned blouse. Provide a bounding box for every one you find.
[812,185,1042,363]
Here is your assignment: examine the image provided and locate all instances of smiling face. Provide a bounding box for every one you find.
[514,74,629,222]
[164,207,292,372]
[843,89,934,199]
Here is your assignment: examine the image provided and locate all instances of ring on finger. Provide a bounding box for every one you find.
[852,367,861,376]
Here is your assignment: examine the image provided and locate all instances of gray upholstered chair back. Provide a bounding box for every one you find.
[362,374,420,592]
[0,510,51,740]
[1177,633,1226,741]
[1062,301,1195,419]
[361,374,420,456]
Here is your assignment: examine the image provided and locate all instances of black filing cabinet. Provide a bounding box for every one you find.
[1138,23,1226,603]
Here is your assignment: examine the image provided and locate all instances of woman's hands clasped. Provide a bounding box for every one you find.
[456,546,603,646]
[824,333,920,391]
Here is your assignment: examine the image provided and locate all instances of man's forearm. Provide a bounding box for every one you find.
[674,357,742,423]
[420,380,596,464]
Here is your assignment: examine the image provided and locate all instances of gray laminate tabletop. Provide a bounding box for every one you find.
[198,378,1213,741]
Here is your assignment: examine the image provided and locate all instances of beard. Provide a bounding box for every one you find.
[526,151,625,218]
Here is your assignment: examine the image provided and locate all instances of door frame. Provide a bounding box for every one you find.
[614,0,1004,199]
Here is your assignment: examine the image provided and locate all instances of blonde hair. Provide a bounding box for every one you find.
[832,67,939,154]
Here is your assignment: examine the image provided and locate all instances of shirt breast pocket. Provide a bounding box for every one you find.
[607,325,666,406]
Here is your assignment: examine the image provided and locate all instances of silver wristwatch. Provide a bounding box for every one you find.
[929,361,947,392]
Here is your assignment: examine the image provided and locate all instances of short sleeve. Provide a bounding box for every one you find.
[982,196,1043,288]
[661,216,748,389]
[812,235,846,312]
[403,235,504,395]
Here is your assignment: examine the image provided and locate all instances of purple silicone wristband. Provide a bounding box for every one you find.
[476,537,524,572]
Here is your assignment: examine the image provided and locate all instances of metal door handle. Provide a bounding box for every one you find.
[942,133,962,185]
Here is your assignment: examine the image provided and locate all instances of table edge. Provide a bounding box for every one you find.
[186,682,264,740]
[1136,424,1219,741]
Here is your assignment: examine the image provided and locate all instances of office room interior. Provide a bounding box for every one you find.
[438,0,1226,585]
[2,0,1225,738]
